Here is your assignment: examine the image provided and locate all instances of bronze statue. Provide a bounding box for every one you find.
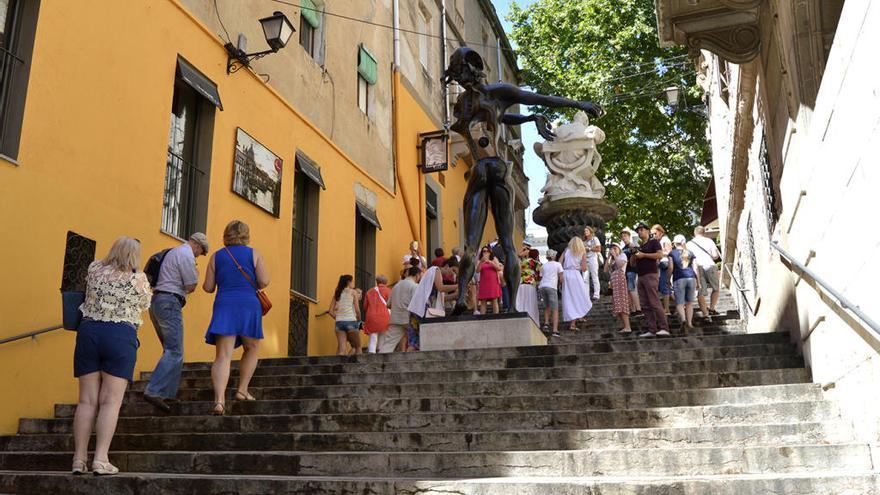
[442,47,604,315]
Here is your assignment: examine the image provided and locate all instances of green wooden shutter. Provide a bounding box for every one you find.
[300,0,320,29]
[358,45,378,86]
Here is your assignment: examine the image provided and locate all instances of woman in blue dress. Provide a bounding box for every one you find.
[203,220,270,415]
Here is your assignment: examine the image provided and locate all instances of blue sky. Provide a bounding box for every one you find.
[491,0,544,233]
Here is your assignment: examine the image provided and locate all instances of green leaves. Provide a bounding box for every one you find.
[508,0,711,239]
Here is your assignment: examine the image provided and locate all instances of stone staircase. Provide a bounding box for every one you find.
[1,293,877,493]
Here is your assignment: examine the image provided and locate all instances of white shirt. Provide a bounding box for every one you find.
[584,237,600,260]
[538,261,564,289]
[687,236,719,268]
[659,235,672,264]
[402,254,427,269]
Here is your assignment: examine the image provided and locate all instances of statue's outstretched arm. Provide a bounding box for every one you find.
[502,113,555,141]
[489,83,604,118]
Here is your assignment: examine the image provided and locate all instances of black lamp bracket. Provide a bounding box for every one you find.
[225,43,277,74]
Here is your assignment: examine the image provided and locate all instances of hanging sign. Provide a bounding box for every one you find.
[419,130,449,173]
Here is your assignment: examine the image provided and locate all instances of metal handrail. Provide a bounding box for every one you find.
[771,242,880,337]
[0,325,64,346]
[722,262,754,314]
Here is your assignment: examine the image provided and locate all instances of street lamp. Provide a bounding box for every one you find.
[664,86,681,107]
[225,11,295,74]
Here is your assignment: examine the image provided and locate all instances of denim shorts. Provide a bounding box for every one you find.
[74,319,139,381]
[674,278,698,305]
[335,320,360,332]
[658,271,673,296]
[626,271,638,292]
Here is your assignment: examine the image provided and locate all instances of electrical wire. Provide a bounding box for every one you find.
[213,0,232,44]
[269,0,694,83]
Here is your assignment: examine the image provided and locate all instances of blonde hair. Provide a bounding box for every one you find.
[101,237,141,272]
[676,240,692,269]
[223,220,250,246]
[652,224,665,237]
[567,237,586,259]
[583,226,594,237]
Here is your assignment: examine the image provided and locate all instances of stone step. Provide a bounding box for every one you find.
[19,401,840,435]
[1,422,851,453]
[62,383,825,419]
[123,367,812,402]
[140,342,797,380]
[173,332,791,370]
[0,444,870,477]
[3,471,876,495]
[130,355,804,391]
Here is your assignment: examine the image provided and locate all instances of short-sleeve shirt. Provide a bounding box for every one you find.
[687,237,719,269]
[538,261,563,289]
[670,249,697,281]
[584,237,600,260]
[389,278,418,325]
[154,243,199,298]
[636,239,662,275]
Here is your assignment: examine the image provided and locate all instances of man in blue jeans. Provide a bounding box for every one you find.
[143,233,208,412]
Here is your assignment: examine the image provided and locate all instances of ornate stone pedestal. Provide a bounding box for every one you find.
[533,197,619,255]
[531,112,619,254]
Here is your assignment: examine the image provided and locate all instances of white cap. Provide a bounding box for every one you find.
[673,234,687,245]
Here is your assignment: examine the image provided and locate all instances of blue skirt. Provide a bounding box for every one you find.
[205,294,263,348]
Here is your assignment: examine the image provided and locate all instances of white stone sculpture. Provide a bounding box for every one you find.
[534,111,607,202]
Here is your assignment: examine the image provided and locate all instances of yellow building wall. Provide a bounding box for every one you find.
[0,0,511,435]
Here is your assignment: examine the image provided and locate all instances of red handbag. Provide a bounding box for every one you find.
[223,247,272,316]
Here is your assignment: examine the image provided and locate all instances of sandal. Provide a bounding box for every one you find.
[71,458,88,475]
[235,391,256,401]
[211,402,226,416]
[91,460,119,476]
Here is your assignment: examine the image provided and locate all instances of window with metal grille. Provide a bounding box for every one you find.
[288,292,310,356]
[291,166,320,298]
[161,63,217,240]
[355,211,376,295]
[759,134,779,231]
[0,0,39,160]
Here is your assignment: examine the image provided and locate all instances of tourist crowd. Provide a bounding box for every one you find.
[66,220,721,476]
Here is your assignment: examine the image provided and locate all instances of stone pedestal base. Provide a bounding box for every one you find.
[420,313,547,351]
[533,197,619,255]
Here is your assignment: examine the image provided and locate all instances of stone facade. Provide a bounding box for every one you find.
[657,0,880,443]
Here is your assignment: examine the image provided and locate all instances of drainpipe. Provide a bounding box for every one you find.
[441,0,449,126]
[496,34,503,82]
[390,0,420,242]
[393,0,400,68]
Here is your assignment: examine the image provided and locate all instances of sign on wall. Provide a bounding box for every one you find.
[419,130,448,173]
[232,128,283,217]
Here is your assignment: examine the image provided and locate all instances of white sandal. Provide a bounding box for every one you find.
[71,458,88,475]
[91,460,119,476]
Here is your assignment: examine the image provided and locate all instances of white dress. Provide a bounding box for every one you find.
[561,250,592,322]
[515,284,539,325]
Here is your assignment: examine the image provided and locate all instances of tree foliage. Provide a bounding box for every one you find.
[508,0,711,239]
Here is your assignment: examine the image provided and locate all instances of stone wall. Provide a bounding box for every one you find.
[701,0,880,442]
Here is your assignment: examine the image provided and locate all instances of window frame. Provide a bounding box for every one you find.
[0,0,39,162]
[290,164,320,299]
[299,16,315,58]
[354,209,377,296]
[357,75,369,115]
[160,72,215,240]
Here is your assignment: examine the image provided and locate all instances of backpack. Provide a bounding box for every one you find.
[144,248,172,287]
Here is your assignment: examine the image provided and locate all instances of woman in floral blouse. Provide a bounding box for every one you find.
[72,237,152,476]
[515,245,542,325]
